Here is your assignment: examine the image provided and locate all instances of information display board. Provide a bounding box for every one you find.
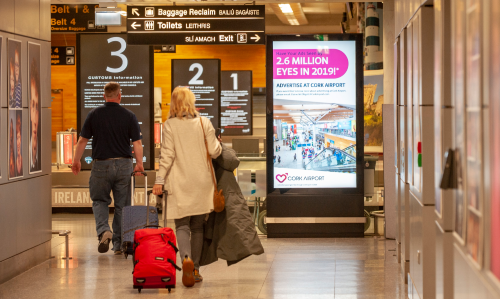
[171,59,221,130]
[126,5,265,45]
[51,4,107,33]
[77,34,153,170]
[51,46,75,65]
[266,35,364,192]
[221,71,252,135]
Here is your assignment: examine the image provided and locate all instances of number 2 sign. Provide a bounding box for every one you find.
[171,59,221,130]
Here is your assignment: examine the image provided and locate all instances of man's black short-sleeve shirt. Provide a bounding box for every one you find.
[80,102,142,160]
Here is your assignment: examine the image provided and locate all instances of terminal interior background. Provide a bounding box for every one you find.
[0,0,500,299]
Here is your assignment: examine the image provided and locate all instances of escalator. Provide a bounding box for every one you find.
[304,145,356,173]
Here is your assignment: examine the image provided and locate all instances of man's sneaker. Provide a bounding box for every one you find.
[182,256,195,287]
[98,231,113,253]
[194,269,203,282]
[114,250,123,255]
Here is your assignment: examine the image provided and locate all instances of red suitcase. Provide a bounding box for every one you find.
[132,193,181,293]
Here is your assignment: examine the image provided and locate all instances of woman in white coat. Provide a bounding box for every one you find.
[152,87,221,287]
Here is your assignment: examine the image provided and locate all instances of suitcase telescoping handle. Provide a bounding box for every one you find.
[130,171,150,226]
[147,190,167,228]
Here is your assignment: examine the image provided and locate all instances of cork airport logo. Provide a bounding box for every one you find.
[85,157,92,164]
[276,173,288,183]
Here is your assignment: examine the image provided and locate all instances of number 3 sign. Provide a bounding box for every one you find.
[106,37,128,73]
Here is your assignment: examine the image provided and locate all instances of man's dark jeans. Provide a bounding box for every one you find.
[89,158,133,251]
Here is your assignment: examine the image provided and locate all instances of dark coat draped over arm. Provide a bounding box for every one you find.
[200,144,264,266]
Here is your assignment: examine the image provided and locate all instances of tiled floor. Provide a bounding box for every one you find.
[0,214,407,299]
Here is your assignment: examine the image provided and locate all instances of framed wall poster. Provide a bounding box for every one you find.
[453,0,467,242]
[8,110,23,179]
[363,70,384,153]
[28,42,41,174]
[0,36,2,179]
[8,39,23,180]
[489,0,500,283]
[8,39,22,109]
[465,0,483,266]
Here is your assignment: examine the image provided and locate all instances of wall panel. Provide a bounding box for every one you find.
[0,109,7,185]
[0,0,52,284]
[15,0,40,39]
[0,176,18,261]
[41,41,51,108]
[39,0,51,42]
[0,35,2,108]
[0,0,15,34]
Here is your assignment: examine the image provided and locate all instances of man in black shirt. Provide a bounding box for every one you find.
[72,82,144,255]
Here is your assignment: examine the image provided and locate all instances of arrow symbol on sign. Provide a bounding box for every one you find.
[131,22,141,29]
[132,8,140,16]
[250,34,261,42]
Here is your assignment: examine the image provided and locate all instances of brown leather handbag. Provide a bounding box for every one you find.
[200,118,225,212]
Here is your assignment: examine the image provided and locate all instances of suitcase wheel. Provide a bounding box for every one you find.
[138,288,142,293]
[167,287,171,293]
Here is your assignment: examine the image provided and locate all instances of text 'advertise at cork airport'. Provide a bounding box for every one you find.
[51,4,107,32]
[126,6,265,45]
[171,59,221,130]
[78,34,152,170]
[272,40,357,189]
[221,71,252,136]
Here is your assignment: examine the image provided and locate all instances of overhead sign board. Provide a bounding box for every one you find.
[126,5,265,45]
[171,59,221,130]
[221,71,253,135]
[51,4,107,32]
[51,47,75,65]
[77,34,154,170]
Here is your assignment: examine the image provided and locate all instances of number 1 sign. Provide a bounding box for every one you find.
[171,59,221,130]
[221,70,253,135]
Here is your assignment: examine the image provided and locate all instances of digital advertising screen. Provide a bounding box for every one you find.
[267,35,363,191]
[77,34,153,170]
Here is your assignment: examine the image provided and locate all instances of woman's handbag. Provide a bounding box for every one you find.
[200,118,225,213]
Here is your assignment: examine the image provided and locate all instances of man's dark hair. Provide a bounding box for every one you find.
[30,58,40,96]
[104,82,120,98]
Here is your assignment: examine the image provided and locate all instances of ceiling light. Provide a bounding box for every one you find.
[279,4,293,14]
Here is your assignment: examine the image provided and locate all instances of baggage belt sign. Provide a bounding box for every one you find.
[52,188,159,207]
[51,4,107,32]
[126,5,265,45]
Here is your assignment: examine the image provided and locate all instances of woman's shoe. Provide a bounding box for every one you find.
[194,269,203,282]
[182,255,195,287]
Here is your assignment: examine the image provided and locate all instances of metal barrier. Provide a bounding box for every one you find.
[51,230,72,260]
[370,211,385,236]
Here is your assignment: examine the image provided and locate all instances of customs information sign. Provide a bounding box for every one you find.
[51,4,107,32]
[171,59,221,130]
[127,5,265,45]
[77,34,153,170]
[221,71,253,135]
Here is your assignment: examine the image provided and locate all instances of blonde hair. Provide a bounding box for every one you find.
[169,86,198,119]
